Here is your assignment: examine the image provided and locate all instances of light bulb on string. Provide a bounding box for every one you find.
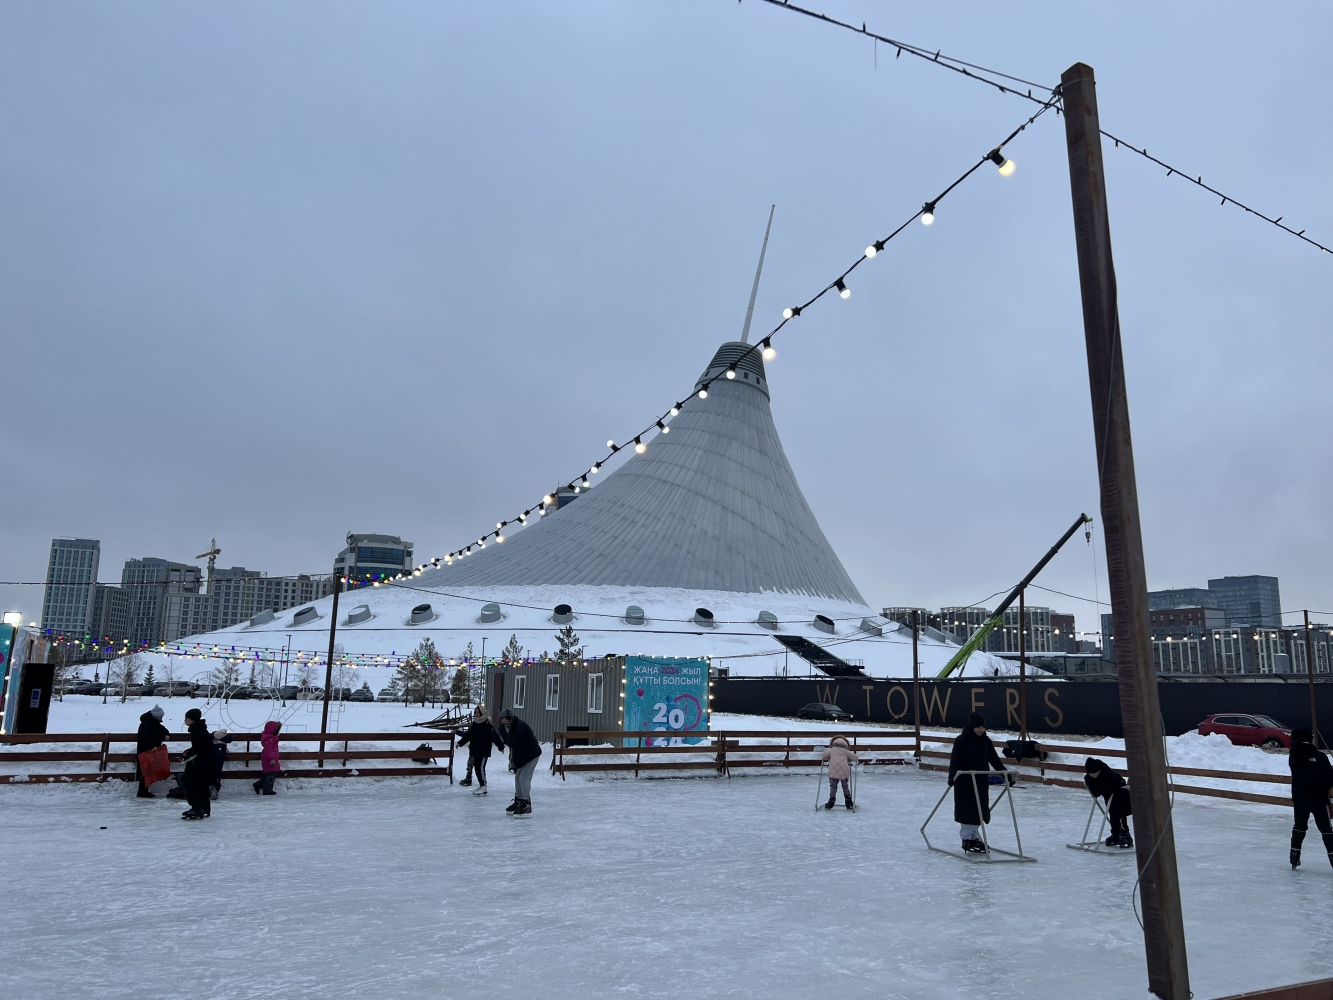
[865,239,885,258]
[591,463,601,473]
[543,494,553,505]
[782,306,801,319]
[921,201,936,225]
[761,338,776,361]
[669,405,680,416]
[697,388,708,399]
[496,533,505,543]
[634,436,647,454]
[656,420,668,434]
[835,279,850,299]
[606,440,617,450]
[580,475,590,487]
[725,368,736,379]
[987,148,1016,176]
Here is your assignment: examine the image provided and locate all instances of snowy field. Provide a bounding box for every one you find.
[1,703,1326,999]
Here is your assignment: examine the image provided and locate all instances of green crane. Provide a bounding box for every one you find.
[935,513,1093,678]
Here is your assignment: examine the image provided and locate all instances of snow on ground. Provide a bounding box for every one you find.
[0,745,1325,1000]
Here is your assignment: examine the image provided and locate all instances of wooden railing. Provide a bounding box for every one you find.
[917,738,1293,807]
[551,730,919,778]
[0,731,454,784]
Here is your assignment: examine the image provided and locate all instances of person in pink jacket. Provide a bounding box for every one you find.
[252,720,282,796]
[822,735,858,810]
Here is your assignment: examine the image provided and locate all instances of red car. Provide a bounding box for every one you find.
[1197,713,1292,749]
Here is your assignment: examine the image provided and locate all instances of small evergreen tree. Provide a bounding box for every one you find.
[501,633,524,665]
[555,625,583,662]
[246,663,256,687]
[144,664,156,689]
[450,665,471,704]
[411,638,445,706]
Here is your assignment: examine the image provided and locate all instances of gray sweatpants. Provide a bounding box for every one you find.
[514,758,538,801]
[960,823,982,843]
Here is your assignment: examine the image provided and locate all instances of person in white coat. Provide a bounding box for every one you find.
[821,735,858,810]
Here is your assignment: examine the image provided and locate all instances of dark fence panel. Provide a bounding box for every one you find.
[712,677,1333,738]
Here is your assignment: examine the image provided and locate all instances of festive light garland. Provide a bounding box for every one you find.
[754,0,1331,256]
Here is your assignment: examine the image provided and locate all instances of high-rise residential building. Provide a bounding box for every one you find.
[938,606,988,643]
[90,584,131,643]
[334,533,413,588]
[993,606,1053,654]
[1051,612,1078,653]
[1147,588,1212,611]
[1206,575,1282,628]
[162,568,334,641]
[121,558,202,647]
[40,538,100,637]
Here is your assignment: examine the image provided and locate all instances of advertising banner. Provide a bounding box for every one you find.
[623,656,709,746]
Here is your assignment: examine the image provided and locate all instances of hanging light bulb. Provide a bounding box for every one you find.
[496,522,503,530]
[543,494,553,505]
[865,239,886,258]
[591,463,600,473]
[496,533,505,543]
[606,440,616,449]
[570,482,580,493]
[725,368,736,379]
[580,475,590,487]
[835,278,850,299]
[761,338,776,361]
[782,305,802,319]
[921,201,936,225]
[518,514,527,525]
[656,420,669,434]
[988,148,1016,176]
[669,405,680,416]
[697,388,708,399]
[634,436,647,454]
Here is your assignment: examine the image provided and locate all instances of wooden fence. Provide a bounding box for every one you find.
[0,731,454,784]
[917,738,1293,807]
[551,730,919,778]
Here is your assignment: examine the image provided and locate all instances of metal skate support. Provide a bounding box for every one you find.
[921,769,1036,863]
[815,759,859,813]
[1067,796,1134,854]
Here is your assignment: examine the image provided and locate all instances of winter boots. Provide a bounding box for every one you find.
[824,798,836,810]
[506,799,519,813]
[459,778,473,787]
[514,799,532,815]
[1289,828,1333,870]
[962,838,987,853]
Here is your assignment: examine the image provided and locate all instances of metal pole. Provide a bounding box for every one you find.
[318,573,342,767]
[1062,61,1189,1000]
[1305,610,1320,749]
[1019,587,1028,741]
[911,610,921,758]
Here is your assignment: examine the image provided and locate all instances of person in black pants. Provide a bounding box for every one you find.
[457,705,505,795]
[181,708,215,820]
[135,705,168,799]
[947,713,1010,852]
[1084,757,1133,848]
[1288,728,1333,870]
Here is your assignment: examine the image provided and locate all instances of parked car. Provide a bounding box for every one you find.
[226,687,254,700]
[154,681,197,697]
[796,702,852,721]
[348,687,375,703]
[66,680,103,696]
[375,688,399,703]
[278,685,302,701]
[1197,713,1292,749]
[297,687,325,701]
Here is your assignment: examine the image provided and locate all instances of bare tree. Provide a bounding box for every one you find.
[108,653,145,703]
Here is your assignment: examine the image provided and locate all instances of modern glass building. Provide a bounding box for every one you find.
[333,533,414,589]
[40,538,101,637]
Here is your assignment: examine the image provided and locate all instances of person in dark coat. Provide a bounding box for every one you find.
[1288,728,1333,869]
[181,708,214,820]
[498,708,541,815]
[210,728,233,801]
[135,705,169,798]
[1084,757,1133,848]
[457,705,506,795]
[947,713,1010,852]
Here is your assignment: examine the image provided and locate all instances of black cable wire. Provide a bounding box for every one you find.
[751,0,1331,258]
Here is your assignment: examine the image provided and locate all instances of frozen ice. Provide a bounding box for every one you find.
[0,705,1323,999]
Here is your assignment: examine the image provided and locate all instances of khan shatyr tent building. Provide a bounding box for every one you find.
[198,340,1004,680]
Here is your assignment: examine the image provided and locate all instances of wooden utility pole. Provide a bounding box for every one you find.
[1018,587,1028,740]
[318,573,342,767]
[1061,62,1190,1000]
[911,610,921,757]
[1304,611,1320,748]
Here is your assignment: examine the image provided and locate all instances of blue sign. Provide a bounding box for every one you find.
[623,656,709,746]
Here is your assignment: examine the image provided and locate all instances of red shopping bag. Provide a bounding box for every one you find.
[138,746,171,786]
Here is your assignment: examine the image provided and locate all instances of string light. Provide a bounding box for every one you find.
[988,148,1016,176]
[697,388,708,399]
[921,201,936,225]
[634,436,647,454]
[865,239,885,258]
[761,338,776,361]
[656,420,669,434]
[725,368,737,379]
[782,306,801,319]
[757,0,1330,257]
[606,440,617,450]
[669,405,680,416]
[835,278,850,298]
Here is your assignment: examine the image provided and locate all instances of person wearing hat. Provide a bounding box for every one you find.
[947,712,1011,852]
[210,727,234,800]
[497,708,541,815]
[181,708,214,820]
[457,705,506,795]
[821,735,858,810]
[1084,757,1133,848]
[135,705,169,799]
[1288,727,1333,870]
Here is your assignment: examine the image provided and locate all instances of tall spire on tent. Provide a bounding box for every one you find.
[739,205,775,344]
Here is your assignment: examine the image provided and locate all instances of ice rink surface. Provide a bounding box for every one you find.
[1,763,1328,999]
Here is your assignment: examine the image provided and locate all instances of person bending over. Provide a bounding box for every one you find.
[1084,757,1133,848]
[498,709,541,816]
[948,712,1010,853]
[1288,728,1333,870]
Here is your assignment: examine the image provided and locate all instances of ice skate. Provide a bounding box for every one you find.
[459,778,473,787]
[1290,849,1301,869]
[505,799,519,813]
[253,781,262,794]
[844,800,854,810]
[136,789,155,799]
[823,798,836,810]
[513,798,532,816]
[963,838,987,853]
[472,786,488,796]
[181,810,206,820]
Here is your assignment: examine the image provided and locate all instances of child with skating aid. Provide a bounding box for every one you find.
[821,735,857,810]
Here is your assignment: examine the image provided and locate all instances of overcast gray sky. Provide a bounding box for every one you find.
[3,1,1330,635]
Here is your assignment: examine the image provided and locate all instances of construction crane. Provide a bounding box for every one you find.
[936,513,1092,678]
[196,538,221,591]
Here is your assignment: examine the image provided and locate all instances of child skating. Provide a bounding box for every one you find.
[821,735,857,810]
